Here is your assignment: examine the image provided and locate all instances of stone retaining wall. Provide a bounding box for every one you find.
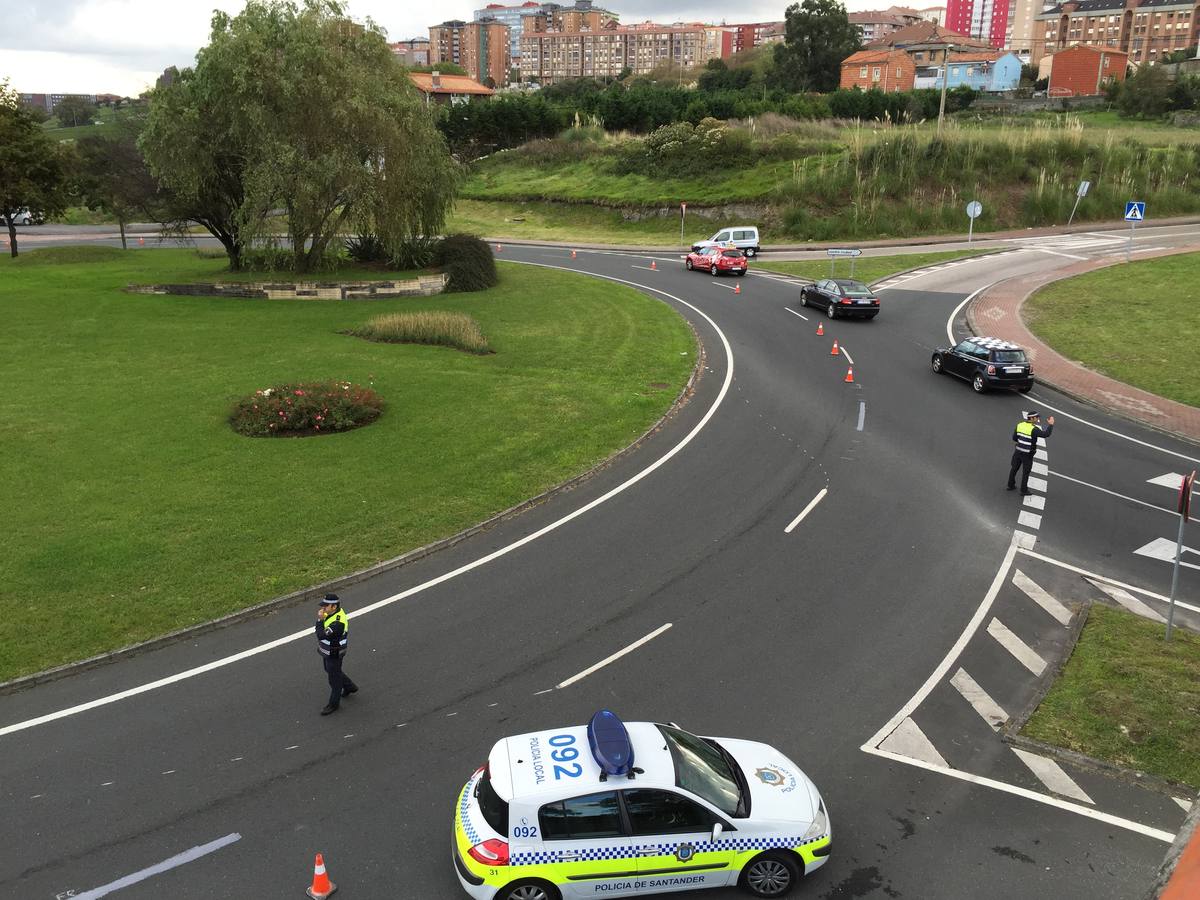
[126,272,447,300]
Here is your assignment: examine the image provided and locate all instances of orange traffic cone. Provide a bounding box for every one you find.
[138,237,145,246]
[306,853,337,899]
[830,340,839,356]
[650,260,657,270]
[570,249,577,259]
[816,321,824,336]
[495,243,502,253]
[734,281,741,294]
[844,366,855,383]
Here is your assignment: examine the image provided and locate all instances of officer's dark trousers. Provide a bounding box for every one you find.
[1008,450,1034,491]
[323,655,357,708]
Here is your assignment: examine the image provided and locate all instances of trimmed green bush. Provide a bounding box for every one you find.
[349,311,491,354]
[434,233,497,293]
[229,381,384,436]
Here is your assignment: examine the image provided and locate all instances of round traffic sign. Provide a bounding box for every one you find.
[966,201,983,219]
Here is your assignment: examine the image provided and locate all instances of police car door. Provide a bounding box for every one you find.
[538,791,640,898]
[624,789,736,892]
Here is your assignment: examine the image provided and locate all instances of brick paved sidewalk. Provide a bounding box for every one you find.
[968,246,1200,445]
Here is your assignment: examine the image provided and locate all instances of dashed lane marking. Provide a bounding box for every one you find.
[1017,511,1042,530]
[71,832,242,900]
[1012,748,1094,804]
[1088,578,1167,624]
[785,489,828,534]
[1013,570,1072,626]
[950,667,1009,730]
[878,717,949,767]
[555,623,673,689]
[1031,462,1049,476]
[1026,476,1048,492]
[987,618,1047,676]
[784,307,808,321]
[1022,494,1045,510]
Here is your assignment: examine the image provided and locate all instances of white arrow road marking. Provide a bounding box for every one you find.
[1013,570,1072,625]
[73,833,242,899]
[1175,797,1195,813]
[950,668,1009,730]
[1134,537,1200,570]
[1147,473,1199,493]
[987,618,1047,676]
[878,717,949,767]
[1012,748,1094,804]
[1089,578,1168,623]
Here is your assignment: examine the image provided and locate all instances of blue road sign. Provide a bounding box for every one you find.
[1125,201,1145,222]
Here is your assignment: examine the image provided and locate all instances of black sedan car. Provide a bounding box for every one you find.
[800,278,880,319]
[931,336,1034,393]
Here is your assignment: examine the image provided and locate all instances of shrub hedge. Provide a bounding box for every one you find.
[230,381,384,437]
[434,234,498,293]
[349,311,491,354]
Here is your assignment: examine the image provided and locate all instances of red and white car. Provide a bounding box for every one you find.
[685,245,748,277]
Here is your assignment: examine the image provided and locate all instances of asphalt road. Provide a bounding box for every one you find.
[2,225,1197,900]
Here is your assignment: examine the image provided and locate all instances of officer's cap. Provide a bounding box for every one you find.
[319,593,340,606]
[1022,410,1040,420]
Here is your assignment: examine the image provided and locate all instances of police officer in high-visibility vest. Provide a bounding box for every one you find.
[1008,410,1054,495]
[316,593,358,715]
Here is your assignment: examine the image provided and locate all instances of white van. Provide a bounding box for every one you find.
[692,227,760,257]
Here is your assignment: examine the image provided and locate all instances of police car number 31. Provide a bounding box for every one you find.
[453,710,831,899]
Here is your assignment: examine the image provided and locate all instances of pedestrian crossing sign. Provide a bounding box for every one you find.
[1124,201,1145,222]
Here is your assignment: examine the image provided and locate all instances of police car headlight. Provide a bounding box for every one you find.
[800,801,827,842]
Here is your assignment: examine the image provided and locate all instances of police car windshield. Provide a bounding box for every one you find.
[477,768,509,834]
[656,724,745,817]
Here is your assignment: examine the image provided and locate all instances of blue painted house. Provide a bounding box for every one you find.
[915,50,1023,92]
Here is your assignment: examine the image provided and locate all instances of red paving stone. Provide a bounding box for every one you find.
[968,246,1200,445]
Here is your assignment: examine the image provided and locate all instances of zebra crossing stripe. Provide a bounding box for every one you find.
[1017,511,1042,530]
[987,618,1048,676]
[1032,462,1049,476]
[950,668,1009,730]
[878,716,949,767]
[1012,747,1094,804]
[1022,494,1045,510]
[1013,570,1072,625]
[1088,578,1167,624]
[1026,476,1048,492]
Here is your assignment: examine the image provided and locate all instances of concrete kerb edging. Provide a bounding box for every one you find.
[0,301,708,696]
[1149,797,1200,898]
[966,246,1200,446]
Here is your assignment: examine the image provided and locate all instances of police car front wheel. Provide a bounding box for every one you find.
[740,850,800,897]
[497,879,560,900]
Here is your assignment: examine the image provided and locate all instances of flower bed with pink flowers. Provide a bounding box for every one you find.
[229,381,384,437]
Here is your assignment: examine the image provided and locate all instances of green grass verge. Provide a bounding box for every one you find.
[758,248,996,284]
[1023,604,1200,789]
[449,199,706,246]
[1025,251,1200,408]
[0,248,695,682]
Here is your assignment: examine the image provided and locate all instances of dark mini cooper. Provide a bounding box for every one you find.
[931,336,1034,393]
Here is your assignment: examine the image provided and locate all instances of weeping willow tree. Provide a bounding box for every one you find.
[141,0,458,271]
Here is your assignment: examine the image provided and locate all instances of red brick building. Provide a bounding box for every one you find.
[840,48,918,91]
[1046,45,1129,95]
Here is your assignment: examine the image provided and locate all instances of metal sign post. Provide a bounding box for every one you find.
[1067,180,1090,226]
[680,202,687,248]
[827,247,861,278]
[1166,469,1195,640]
[966,200,982,244]
[1124,200,1145,263]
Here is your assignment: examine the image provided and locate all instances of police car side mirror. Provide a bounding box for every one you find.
[711,823,724,843]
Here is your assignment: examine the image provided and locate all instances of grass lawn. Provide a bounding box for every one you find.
[1023,604,1200,789]
[0,246,695,682]
[757,248,996,284]
[1024,251,1200,408]
[449,199,724,247]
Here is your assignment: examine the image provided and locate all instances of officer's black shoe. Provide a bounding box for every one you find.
[1006,484,1015,491]
[320,704,339,716]
[1020,490,1033,496]
[342,685,358,697]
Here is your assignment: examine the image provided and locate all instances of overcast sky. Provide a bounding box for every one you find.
[0,0,886,96]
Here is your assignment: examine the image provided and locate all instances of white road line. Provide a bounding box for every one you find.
[710,280,741,291]
[856,401,866,432]
[1020,547,1200,615]
[73,833,242,899]
[864,744,1173,842]
[784,307,808,321]
[1022,494,1045,510]
[1088,579,1167,623]
[1027,395,1200,465]
[1136,537,1200,571]
[1031,462,1049,476]
[1050,469,1179,516]
[987,618,1047,676]
[1012,748,1094,804]
[556,623,673,689]
[785,489,828,534]
[0,266,735,739]
[865,533,1021,749]
[1026,247,1089,260]
[950,668,1009,730]
[840,347,854,366]
[1014,530,1038,549]
[878,717,949,767]
[1027,476,1048,492]
[1013,570,1072,626]
[630,265,659,272]
[1017,511,1042,530]
[1175,797,1195,812]
[945,283,997,346]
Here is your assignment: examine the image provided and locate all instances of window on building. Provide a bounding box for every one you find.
[859,65,868,77]
[872,66,881,80]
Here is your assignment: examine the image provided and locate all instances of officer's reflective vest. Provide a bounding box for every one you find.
[318,608,349,657]
[1015,420,1037,453]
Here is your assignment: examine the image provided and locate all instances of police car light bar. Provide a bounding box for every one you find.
[588,709,635,780]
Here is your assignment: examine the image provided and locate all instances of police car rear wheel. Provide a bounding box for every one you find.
[498,880,560,900]
[741,851,800,897]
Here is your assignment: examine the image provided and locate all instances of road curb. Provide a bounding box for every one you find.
[0,291,709,696]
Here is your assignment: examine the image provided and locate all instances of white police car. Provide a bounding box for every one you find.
[453,710,830,899]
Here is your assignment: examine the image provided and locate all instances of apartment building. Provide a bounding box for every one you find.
[430,18,512,85]
[1034,0,1199,66]
[477,1,617,62]
[849,7,928,43]
[945,0,1014,48]
[390,37,431,67]
[728,21,787,52]
[519,24,714,83]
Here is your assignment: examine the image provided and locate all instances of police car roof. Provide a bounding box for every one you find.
[488,721,676,802]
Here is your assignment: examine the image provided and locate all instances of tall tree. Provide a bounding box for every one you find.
[773,0,863,93]
[76,119,162,249]
[140,0,458,272]
[0,81,72,257]
[54,95,98,128]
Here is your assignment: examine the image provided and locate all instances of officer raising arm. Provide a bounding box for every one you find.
[1007,410,1055,496]
[316,593,358,716]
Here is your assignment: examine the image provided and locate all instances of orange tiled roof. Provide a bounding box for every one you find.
[842,49,908,64]
[407,72,495,95]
